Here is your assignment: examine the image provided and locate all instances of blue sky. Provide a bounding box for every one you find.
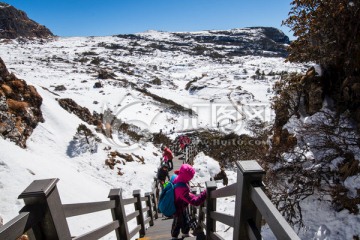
[3,0,295,39]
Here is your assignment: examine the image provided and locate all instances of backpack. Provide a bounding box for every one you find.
[158,181,186,217]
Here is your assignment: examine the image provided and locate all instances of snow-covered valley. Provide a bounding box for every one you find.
[0,28,359,239]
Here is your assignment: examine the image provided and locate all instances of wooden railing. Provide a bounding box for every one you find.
[0,179,158,240]
[169,140,197,165]
[1,160,300,240]
[185,144,198,165]
[189,160,300,240]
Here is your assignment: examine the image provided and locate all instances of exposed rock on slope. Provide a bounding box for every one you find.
[114,27,290,58]
[0,2,53,39]
[272,67,323,149]
[0,58,44,148]
[57,98,98,126]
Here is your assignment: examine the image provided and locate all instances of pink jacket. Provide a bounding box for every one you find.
[173,164,207,216]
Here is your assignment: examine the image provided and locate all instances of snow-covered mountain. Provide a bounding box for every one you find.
[0,26,358,239]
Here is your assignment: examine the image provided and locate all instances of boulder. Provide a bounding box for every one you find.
[0,58,44,147]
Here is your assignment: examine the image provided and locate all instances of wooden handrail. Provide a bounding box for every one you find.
[184,143,197,165]
[126,211,140,221]
[247,219,262,240]
[129,225,142,239]
[0,179,158,240]
[72,221,120,240]
[0,204,45,239]
[209,231,223,240]
[63,200,116,217]
[1,158,300,240]
[250,185,300,240]
[133,190,146,238]
[209,211,234,227]
[200,160,300,240]
[144,217,151,225]
[210,182,237,198]
[122,197,137,205]
[0,212,31,239]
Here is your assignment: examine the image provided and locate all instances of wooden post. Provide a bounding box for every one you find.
[133,190,145,237]
[188,146,192,165]
[145,192,154,226]
[198,203,205,229]
[18,178,71,240]
[108,188,130,240]
[190,190,197,219]
[205,181,217,238]
[150,192,158,219]
[233,160,265,240]
[191,146,195,164]
[191,146,194,164]
[199,201,205,221]
[154,177,160,202]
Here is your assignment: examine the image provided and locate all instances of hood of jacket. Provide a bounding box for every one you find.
[173,164,195,183]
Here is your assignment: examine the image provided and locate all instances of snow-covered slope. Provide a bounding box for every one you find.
[1,28,357,239]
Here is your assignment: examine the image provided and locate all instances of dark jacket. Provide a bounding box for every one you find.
[157,167,170,182]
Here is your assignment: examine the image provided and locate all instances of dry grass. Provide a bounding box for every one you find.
[331,184,360,214]
[187,129,269,167]
[268,70,360,220]
[118,122,143,141]
[28,85,42,100]
[14,116,24,135]
[135,87,194,115]
[152,132,172,146]
[338,154,360,180]
[6,99,29,112]
[1,84,12,95]
[9,80,25,90]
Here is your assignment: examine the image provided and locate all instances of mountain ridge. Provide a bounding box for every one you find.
[0,2,289,57]
[117,26,289,58]
[0,2,53,39]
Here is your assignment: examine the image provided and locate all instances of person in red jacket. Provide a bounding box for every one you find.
[162,145,174,170]
[178,135,191,152]
[171,164,207,239]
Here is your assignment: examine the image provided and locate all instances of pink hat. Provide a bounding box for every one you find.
[176,164,195,182]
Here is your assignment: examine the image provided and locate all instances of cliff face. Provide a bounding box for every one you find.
[0,2,53,39]
[0,57,44,148]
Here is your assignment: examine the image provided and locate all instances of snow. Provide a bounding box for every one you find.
[282,101,360,239]
[344,176,360,199]
[0,32,358,239]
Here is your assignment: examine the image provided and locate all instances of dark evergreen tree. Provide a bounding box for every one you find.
[283,0,359,73]
[283,0,360,116]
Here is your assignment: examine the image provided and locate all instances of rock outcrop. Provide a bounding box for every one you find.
[57,98,99,126]
[272,67,324,150]
[0,58,44,147]
[302,68,324,115]
[115,27,290,58]
[0,3,54,39]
